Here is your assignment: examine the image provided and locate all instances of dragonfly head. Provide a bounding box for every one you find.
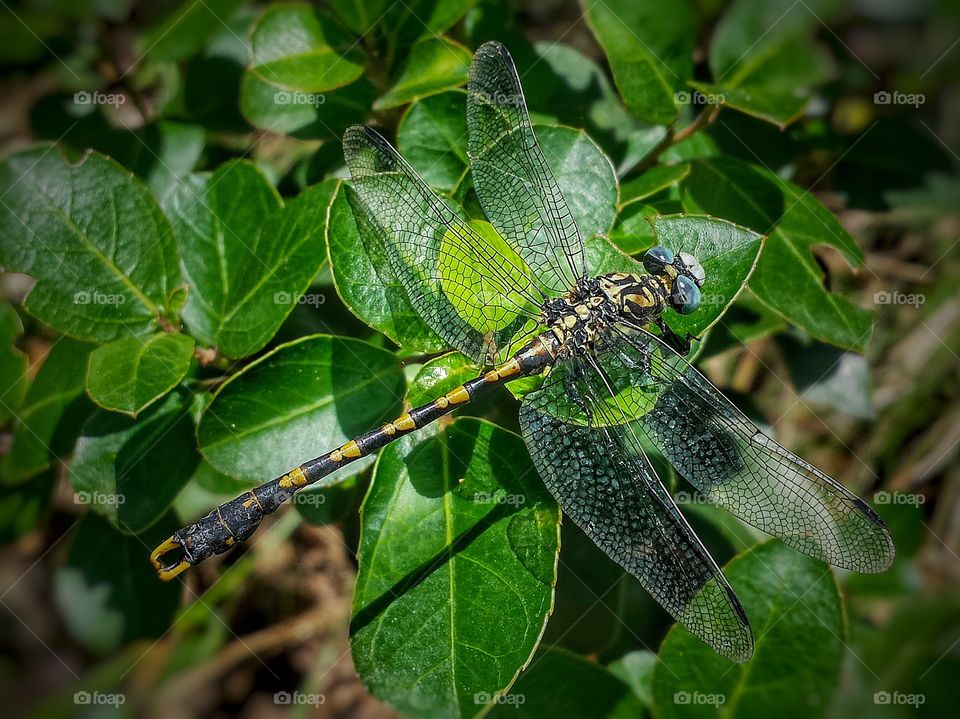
[642,246,705,315]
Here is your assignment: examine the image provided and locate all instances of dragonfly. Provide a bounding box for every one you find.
[152,41,894,662]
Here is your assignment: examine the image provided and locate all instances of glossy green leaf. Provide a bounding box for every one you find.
[375,36,472,110]
[246,3,364,93]
[0,149,182,342]
[165,162,335,358]
[587,213,764,338]
[239,4,374,138]
[352,417,560,719]
[0,303,28,422]
[327,182,446,353]
[487,647,644,718]
[397,90,469,191]
[2,338,94,485]
[780,336,873,418]
[581,0,695,125]
[53,513,182,655]
[70,390,200,533]
[140,0,245,61]
[86,333,195,417]
[535,125,618,238]
[198,334,406,482]
[680,157,873,351]
[653,541,845,719]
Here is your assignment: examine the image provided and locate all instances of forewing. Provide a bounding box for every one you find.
[520,357,754,662]
[467,41,587,294]
[609,325,895,573]
[344,126,538,364]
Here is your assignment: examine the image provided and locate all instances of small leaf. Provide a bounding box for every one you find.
[374,36,472,110]
[0,470,55,542]
[352,418,560,719]
[0,149,182,342]
[53,513,181,655]
[653,541,845,719]
[680,157,873,351]
[327,182,447,353]
[87,333,195,417]
[608,650,657,709]
[70,390,200,533]
[2,338,95,485]
[379,0,475,47]
[0,303,28,422]
[239,3,373,138]
[487,647,645,718]
[581,0,695,125]
[197,334,406,482]
[165,163,336,358]
[246,3,364,93]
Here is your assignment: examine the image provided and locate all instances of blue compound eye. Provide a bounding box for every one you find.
[672,275,701,314]
[643,245,675,274]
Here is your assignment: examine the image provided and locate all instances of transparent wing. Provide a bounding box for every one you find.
[467,41,587,294]
[520,355,754,662]
[605,323,895,573]
[343,125,541,364]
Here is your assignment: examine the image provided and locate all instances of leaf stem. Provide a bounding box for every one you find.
[637,105,722,172]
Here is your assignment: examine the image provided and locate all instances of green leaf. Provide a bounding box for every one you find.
[653,541,845,719]
[587,213,763,338]
[53,513,182,655]
[352,417,560,719]
[246,3,364,93]
[581,0,695,125]
[0,470,55,542]
[374,36,472,110]
[86,333,195,417]
[239,4,374,138]
[70,390,200,533]
[0,303,28,422]
[197,334,406,482]
[165,163,336,358]
[2,338,95,485]
[380,0,475,47]
[397,90,469,192]
[680,157,873,351]
[536,125,618,238]
[0,149,182,342]
[487,647,644,718]
[327,182,447,353]
[706,1,837,127]
[140,0,245,61]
